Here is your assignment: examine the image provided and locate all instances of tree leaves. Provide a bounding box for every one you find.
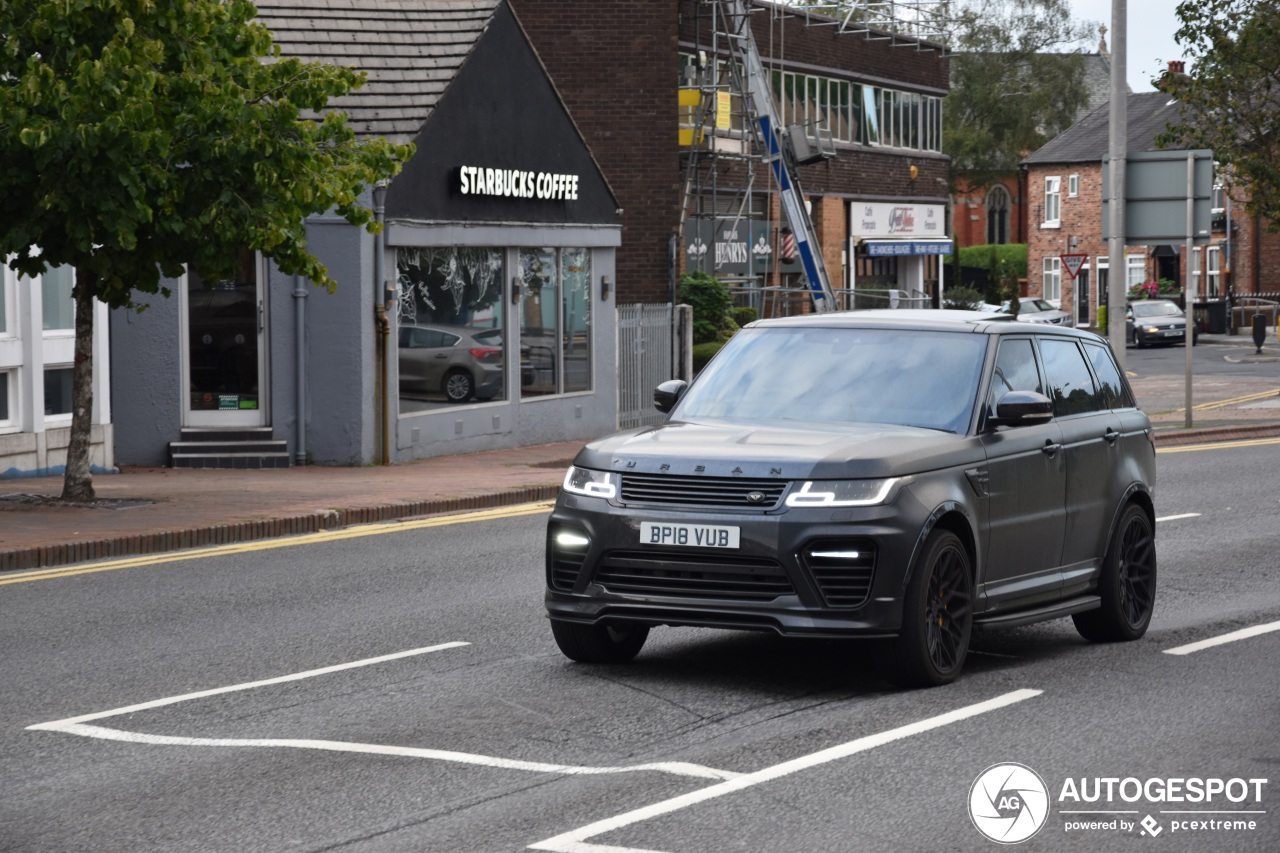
[1158,0,1280,226]
[0,0,412,305]
[945,0,1097,191]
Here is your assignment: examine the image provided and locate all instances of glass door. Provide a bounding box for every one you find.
[182,249,268,427]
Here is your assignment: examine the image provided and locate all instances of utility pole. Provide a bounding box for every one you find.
[1107,0,1128,363]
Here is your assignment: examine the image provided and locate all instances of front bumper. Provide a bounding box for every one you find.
[544,491,933,638]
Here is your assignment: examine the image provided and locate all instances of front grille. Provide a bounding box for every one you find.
[595,551,793,600]
[619,473,788,508]
[802,539,877,608]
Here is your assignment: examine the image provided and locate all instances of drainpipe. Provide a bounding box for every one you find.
[373,182,390,465]
[292,274,307,465]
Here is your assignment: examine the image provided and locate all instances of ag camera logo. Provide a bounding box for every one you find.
[969,763,1050,844]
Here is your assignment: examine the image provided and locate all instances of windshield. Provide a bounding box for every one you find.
[1132,301,1183,318]
[673,327,988,433]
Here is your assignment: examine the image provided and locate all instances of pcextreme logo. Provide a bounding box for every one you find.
[969,763,1051,844]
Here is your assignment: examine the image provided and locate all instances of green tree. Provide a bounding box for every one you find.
[0,0,410,501]
[945,0,1097,192]
[1158,0,1280,224]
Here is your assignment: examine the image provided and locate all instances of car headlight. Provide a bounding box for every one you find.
[785,478,899,508]
[562,465,619,499]
[1145,325,1161,334]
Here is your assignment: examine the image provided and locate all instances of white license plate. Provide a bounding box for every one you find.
[640,522,740,549]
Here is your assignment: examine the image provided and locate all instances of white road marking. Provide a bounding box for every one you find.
[1163,620,1280,656]
[1156,513,1201,523]
[49,724,740,781]
[27,641,739,782]
[528,689,1043,853]
[28,642,471,730]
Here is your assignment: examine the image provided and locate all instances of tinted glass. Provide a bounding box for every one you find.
[1039,339,1101,416]
[989,338,1042,411]
[1083,342,1132,409]
[675,328,987,433]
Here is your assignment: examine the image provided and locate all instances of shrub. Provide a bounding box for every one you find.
[679,271,734,344]
[693,341,723,373]
[942,285,986,310]
[729,306,758,327]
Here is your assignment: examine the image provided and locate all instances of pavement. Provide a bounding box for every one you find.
[2,332,1277,573]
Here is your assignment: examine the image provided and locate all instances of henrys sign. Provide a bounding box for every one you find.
[852,202,946,238]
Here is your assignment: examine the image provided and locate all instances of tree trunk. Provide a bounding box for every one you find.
[60,271,98,503]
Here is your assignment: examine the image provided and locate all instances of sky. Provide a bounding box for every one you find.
[1066,0,1186,92]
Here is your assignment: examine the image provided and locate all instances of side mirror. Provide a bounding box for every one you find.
[988,390,1054,428]
[653,379,688,414]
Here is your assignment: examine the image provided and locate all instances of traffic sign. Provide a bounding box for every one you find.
[1059,253,1088,280]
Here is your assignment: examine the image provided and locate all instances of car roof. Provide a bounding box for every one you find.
[747,309,1104,340]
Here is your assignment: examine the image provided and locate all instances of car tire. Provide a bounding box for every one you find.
[1073,504,1156,642]
[443,369,474,403]
[550,620,649,663]
[882,529,972,688]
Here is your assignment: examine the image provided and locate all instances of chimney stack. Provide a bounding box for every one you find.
[1168,60,1186,74]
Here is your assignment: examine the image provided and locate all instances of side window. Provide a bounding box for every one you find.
[1039,339,1102,416]
[988,338,1043,412]
[1083,342,1133,409]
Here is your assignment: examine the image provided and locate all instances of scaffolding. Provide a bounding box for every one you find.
[679,0,951,316]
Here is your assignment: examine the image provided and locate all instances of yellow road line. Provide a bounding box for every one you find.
[1158,437,1280,454]
[1192,388,1280,411]
[0,501,555,586]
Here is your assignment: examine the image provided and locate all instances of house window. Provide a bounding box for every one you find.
[1206,246,1221,298]
[42,264,75,331]
[1043,256,1062,303]
[1068,174,1079,197]
[1126,254,1146,288]
[520,247,593,397]
[44,366,74,417]
[986,185,1010,244]
[1043,177,1061,226]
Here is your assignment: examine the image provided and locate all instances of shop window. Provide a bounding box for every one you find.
[44,366,73,417]
[519,247,592,397]
[395,247,506,411]
[42,264,75,331]
[0,370,11,426]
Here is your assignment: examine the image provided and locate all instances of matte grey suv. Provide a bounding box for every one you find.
[545,311,1157,687]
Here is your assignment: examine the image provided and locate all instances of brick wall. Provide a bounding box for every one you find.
[513,0,950,304]
[510,0,681,304]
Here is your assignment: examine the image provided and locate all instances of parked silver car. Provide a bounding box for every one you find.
[1002,298,1072,325]
[1125,299,1198,347]
[398,324,504,402]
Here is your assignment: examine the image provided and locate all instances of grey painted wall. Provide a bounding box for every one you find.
[109,286,184,466]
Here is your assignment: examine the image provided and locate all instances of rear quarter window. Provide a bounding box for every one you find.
[1083,342,1134,409]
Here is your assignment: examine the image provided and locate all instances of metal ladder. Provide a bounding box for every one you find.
[710,0,837,313]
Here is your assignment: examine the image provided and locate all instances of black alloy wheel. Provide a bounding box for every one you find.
[883,529,973,687]
[1073,504,1157,642]
[550,619,650,663]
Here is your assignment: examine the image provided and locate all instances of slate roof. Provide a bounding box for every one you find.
[1021,90,1181,166]
[254,0,499,144]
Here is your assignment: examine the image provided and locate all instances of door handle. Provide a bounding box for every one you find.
[1104,428,1120,444]
[1041,440,1061,457]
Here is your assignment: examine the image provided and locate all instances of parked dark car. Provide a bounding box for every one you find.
[1126,299,1198,347]
[545,311,1156,687]
[398,324,504,402]
[1002,297,1072,325]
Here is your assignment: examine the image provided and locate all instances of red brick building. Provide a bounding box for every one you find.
[513,0,952,307]
[1022,87,1280,331]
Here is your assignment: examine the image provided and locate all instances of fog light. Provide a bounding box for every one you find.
[556,530,590,548]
